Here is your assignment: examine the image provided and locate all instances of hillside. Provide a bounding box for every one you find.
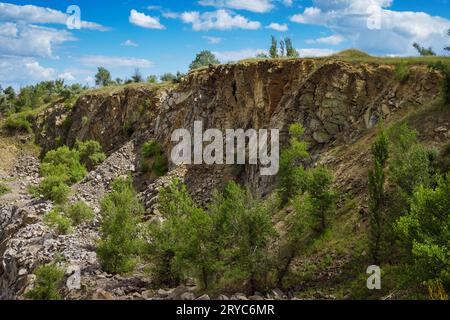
[1,57,449,300]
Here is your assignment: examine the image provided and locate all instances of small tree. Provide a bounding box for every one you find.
[395,175,450,284]
[97,177,144,274]
[368,130,389,264]
[75,140,106,171]
[189,50,220,71]
[270,36,278,58]
[25,264,65,300]
[131,68,143,83]
[147,75,158,83]
[285,38,299,57]
[413,43,436,56]
[95,67,112,87]
[278,124,309,205]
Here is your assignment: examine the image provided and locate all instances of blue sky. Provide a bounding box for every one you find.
[1,0,450,88]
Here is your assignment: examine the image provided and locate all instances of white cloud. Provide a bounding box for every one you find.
[306,34,345,45]
[266,22,288,32]
[282,0,293,6]
[181,9,261,31]
[290,0,450,55]
[121,39,139,47]
[77,55,153,68]
[203,36,222,44]
[129,9,165,30]
[198,0,274,13]
[0,23,75,58]
[57,71,75,81]
[0,56,55,87]
[0,2,109,31]
[213,48,267,61]
[297,48,335,57]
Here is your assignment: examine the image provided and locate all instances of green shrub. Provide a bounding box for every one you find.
[395,175,450,283]
[32,175,70,204]
[142,140,161,158]
[25,263,65,300]
[65,201,95,225]
[394,63,409,82]
[4,114,33,133]
[97,177,144,274]
[75,140,106,170]
[278,124,309,205]
[0,183,10,196]
[152,154,168,177]
[44,209,73,235]
[41,146,87,184]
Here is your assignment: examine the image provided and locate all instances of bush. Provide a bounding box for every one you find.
[97,177,144,274]
[0,183,10,196]
[4,114,32,133]
[65,201,95,225]
[152,179,275,293]
[44,209,72,235]
[32,175,70,204]
[25,263,65,300]
[395,175,450,283]
[140,140,168,177]
[41,146,87,184]
[278,124,309,205]
[75,140,106,170]
[142,140,161,158]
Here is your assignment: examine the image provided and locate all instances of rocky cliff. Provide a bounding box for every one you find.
[1,59,448,300]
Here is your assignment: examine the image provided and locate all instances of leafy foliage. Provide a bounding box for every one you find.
[75,140,106,170]
[140,140,168,177]
[44,209,73,235]
[413,43,436,56]
[95,67,112,87]
[25,264,65,300]
[189,50,220,71]
[32,175,71,204]
[65,201,95,225]
[97,177,144,274]
[0,183,10,196]
[278,124,309,205]
[41,146,87,184]
[395,175,450,284]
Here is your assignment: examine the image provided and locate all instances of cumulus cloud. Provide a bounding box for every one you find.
[0,23,75,58]
[57,71,75,81]
[77,55,153,68]
[0,56,55,87]
[0,2,109,31]
[266,22,288,31]
[213,48,267,61]
[297,48,335,57]
[198,0,274,13]
[203,36,222,44]
[121,39,139,47]
[181,9,261,31]
[306,34,345,45]
[290,0,450,55]
[129,9,165,29]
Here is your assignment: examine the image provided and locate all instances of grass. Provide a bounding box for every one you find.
[0,183,10,196]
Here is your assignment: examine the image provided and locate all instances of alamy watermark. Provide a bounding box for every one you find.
[66,5,81,30]
[366,265,381,290]
[171,121,280,176]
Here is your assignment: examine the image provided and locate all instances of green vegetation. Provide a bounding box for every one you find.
[140,140,168,177]
[4,113,33,133]
[95,67,113,87]
[31,141,105,204]
[368,130,389,264]
[268,36,299,59]
[44,209,73,235]
[65,201,95,225]
[97,177,144,274]
[0,183,10,196]
[189,50,220,71]
[396,175,450,284]
[75,140,106,170]
[25,263,65,300]
[413,42,436,56]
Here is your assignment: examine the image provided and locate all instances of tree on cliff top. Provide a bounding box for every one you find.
[95,67,112,87]
[189,50,220,71]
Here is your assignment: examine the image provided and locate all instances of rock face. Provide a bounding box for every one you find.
[35,60,443,198]
[1,59,445,300]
